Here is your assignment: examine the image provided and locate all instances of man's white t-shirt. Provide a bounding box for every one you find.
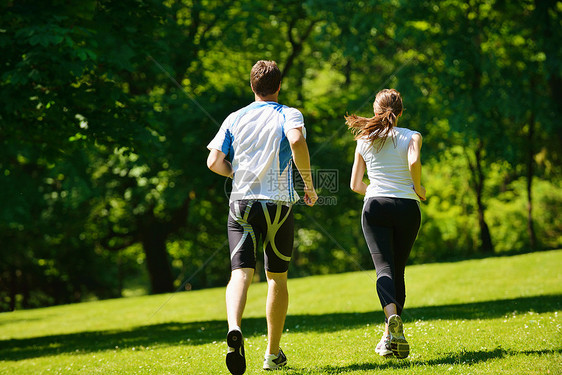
[356,127,420,202]
[207,101,305,204]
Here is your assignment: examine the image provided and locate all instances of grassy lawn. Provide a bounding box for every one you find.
[1,250,561,374]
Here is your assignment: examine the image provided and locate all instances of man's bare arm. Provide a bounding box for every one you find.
[207,149,233,178]
[287,128,317,206]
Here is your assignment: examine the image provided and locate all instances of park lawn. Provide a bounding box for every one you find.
[0,250,561,374]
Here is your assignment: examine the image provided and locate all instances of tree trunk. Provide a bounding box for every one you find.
[534,0,562,114]
[468,142,494,253]
[282,18,317,79]
[296,57,305,104]
[526,110,537,249]
[477,202,494,253]
[465,6,493,253]
[141,222,175,294]
[9,268,16,311]
[475,146,494,253]
[138,198,190,294]
[117,252,124,296]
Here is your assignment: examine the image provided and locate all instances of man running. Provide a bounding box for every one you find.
[207,60,317,374]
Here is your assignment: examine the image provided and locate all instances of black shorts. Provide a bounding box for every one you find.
[227,200,294,273]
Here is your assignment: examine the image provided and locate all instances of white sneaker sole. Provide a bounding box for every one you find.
[263,349,287,370]
[375,346,394,357]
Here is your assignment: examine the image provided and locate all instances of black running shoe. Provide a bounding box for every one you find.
[226,329,245,375]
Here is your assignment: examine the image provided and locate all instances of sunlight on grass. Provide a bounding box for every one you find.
[1,250,561,374]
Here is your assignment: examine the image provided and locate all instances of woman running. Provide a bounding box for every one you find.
[346,88,426,359]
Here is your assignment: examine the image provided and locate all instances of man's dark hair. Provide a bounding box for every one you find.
[250,60,281,97]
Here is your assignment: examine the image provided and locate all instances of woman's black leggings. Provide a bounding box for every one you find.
[361,197,421,317]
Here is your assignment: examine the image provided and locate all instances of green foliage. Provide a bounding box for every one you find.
[486,178,562,252]
[414,149,562,262]
[1,0,561,310]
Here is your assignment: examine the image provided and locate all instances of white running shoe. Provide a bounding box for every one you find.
[388,314,409,359]
[375,334,393,357]
[263,348,287,370]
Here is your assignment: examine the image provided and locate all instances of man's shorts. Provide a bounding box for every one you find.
[227,200,294,273]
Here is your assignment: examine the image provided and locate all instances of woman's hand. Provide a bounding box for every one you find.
[414,185,426,201]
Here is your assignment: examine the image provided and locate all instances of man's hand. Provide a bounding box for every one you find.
[303,186,318,207]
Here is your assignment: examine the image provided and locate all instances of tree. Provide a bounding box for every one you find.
[2,0,561,310]
[0,0,146,308]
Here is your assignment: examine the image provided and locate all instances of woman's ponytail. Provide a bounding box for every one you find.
[345,89,403,152]
[380,109,396,128]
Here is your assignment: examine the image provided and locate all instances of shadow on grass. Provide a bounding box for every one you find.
[1,294,560,361]
[309,348,562,374]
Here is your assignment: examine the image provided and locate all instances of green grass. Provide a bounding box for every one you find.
[1,250,561,374]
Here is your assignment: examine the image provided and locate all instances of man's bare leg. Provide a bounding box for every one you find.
[226,268,254,330]
[265,270,288,355]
